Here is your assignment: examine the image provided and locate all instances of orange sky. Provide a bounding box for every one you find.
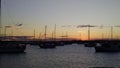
[1,0,120,40]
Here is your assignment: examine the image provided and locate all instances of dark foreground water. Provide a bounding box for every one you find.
[0,44,120,68]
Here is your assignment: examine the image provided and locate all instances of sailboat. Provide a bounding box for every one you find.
[0,41,26,53]
[0,0,26,53]
[39,25,56,49]
[94,41,120,52]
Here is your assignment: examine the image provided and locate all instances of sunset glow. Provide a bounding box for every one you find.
[1,0,120,40]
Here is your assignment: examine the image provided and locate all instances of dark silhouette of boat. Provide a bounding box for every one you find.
[39,25,56,49]
[84,41,96,47]
[94,42,120,52]
[84,42,96,47]
[39,41,56,49]
[0,41,26,53]
[0,0,26,53]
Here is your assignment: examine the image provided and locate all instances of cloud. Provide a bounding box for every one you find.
[16,24,23,26]
[61,25,72,28]
[77,25,97,28]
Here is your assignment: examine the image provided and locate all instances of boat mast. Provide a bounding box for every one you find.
[54,24,56,40]
[88,25,90,40]
[51,32,53,40]
[44,25,47,40]
[66,31,68,40]
[33,29,35,40]
[4,27,6,37]
[115,25,120,40]
[111,26,113,40]
[39,32,41,40]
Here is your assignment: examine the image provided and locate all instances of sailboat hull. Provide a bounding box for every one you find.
[94,42,120,52]
[0,41,26,53]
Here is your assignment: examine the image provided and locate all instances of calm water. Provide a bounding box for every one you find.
[0,44,120,68]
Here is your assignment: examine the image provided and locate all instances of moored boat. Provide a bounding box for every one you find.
[39,25,56,49]
[0,41,26,53]
[39,41,56,49]
[94,42,120,52]
[84,42,96,47]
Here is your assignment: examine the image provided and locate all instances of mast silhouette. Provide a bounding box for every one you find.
[39,32,41,40]
[77,24,97,40]
[115,25,120,40]
[88,25,90,40]
[44,25,47,40]
[33,29,35,40]
[66,31,68,40]
[54,24,56,40]
[4,27,6,37]
[111,26,113,40]
[51,32,53,40]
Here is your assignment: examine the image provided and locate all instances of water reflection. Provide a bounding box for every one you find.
[0,44,120,68]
